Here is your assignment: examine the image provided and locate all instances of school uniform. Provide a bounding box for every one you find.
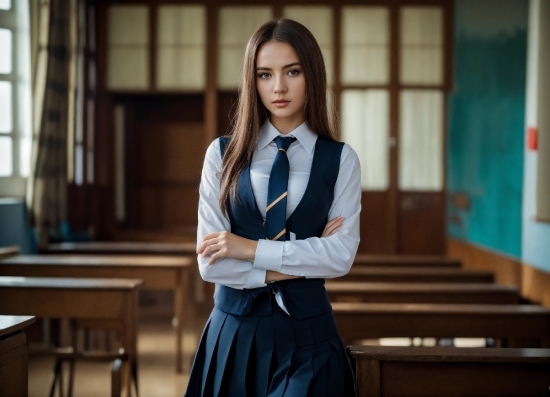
[185,121,361,397]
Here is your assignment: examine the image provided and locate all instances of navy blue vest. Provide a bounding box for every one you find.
[214,135,344,320]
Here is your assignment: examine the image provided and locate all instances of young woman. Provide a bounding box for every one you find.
[185,19,361,397]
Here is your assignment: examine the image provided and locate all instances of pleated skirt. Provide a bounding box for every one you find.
[184,286,355,397]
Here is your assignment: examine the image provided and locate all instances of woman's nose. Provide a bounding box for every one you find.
[273,75,287,94]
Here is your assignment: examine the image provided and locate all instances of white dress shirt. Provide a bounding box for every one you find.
[197,120,362,289]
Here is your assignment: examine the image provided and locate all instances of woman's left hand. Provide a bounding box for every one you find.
[197,231,258,265]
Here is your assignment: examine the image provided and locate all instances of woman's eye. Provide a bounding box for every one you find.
[258,73,270,79]
[288,69,300,76]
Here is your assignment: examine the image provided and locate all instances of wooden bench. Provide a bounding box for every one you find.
[333,302,550,347]
[348,345,550,397]
[0,276,142,396]
[42,241,196,256]
[0,246,19,259]
[326,282,518,304]
[0,254,192,373]
[0,315,35,397]
[343,267,494,283]
[353,255,461,268]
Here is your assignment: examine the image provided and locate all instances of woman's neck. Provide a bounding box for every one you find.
[270,114,305,135]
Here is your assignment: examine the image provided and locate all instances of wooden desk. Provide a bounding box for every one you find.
[348,345,550,397]
[0,254,192,373]
[0,277,142,396]
[0,246,19,259]
[43,241,196,256]
[344,267,494,283]
[333,302,550,346]
[0,315,35,397]
[353,255,461,268]
[326,282,519,304]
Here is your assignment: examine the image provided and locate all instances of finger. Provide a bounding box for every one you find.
[201,232,221,243]
[326,218,344,233]
[208,251,224,265]
[328,225,342,236]
[202,242,221,258]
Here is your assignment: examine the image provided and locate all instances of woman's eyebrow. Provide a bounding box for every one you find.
[256,62,301,71]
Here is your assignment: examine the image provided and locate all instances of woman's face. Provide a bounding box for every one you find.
[256,41,306,130]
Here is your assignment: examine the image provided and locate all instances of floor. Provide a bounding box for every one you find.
[28,306,207,397]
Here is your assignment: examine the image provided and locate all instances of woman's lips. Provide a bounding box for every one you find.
[273,100,290,108]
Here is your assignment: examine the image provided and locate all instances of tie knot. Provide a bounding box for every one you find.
[274,136,296,152]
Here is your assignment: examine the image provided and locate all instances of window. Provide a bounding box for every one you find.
[0,0,32,197]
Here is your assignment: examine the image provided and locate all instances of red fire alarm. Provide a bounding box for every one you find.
[528,127,538,151]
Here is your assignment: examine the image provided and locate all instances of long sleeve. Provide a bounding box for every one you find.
[197,140,267,289]
[253,145,361,278]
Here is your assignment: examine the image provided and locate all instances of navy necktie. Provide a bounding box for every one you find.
[265,136,297,241]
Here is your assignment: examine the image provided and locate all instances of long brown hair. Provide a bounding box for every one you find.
[219,19,338,216]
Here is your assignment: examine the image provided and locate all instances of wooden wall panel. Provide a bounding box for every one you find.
[448,237,550,309]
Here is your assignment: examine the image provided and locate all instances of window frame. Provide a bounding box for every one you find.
[0,0,32,198]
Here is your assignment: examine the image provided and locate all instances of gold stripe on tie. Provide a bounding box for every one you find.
[266,191,287,212]
[279,148,287,152]
[272,228,286,241]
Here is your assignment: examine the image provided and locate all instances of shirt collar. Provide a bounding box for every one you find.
[257,120,317,154]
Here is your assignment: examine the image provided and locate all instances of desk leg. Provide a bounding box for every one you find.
[122,289,139,397]
[174,268,189,373]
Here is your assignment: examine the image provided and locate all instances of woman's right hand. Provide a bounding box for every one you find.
[321,216,344,237]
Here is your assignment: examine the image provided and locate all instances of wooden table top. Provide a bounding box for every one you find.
[353,255,461,267]
[347,267,493,277]
[325,282,518,294]
[347,345,550,363]
[0,315,35,338]
[331,302,550,316]
[0,254,193,268]
[0,276,144,290]
[44,241,197,255]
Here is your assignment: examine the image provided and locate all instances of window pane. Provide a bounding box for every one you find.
[0,81,12,132]
[399,90,443,190]
[341,89,390,190]
[0,0,10,11]
[0,136,13,176]
[107,5,149,90]
[157,5,206,90]
[0,29,12,74]
[218,6,273,89]
[283,6,333,85]
[400,7,443,85]
[19,136,31,177]
[342,7,389,85]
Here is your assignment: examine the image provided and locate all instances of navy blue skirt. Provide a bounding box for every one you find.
[184,280,355,397]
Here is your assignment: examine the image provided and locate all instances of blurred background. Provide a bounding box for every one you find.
[0,0,549,395]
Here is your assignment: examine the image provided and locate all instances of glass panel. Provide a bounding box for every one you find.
[0,81,12,132]
[108,6,148,45]
[399,90,443,190]
[283,6,333,85]
[157,5,206,90]
[107,5,149,90]
[107,48,148,89]
[74,144,83,186]
[158,6,205,46]
[157,48,205,90]
[341,89,390,190]
[0,136,13,177]
[400,7,443,85]
[218,6,273,89]
[0,29,12,74]
[342,7,389,85]
[19,136,31,177]
[0,0,10,10]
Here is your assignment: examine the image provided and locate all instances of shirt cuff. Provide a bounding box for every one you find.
[253,239,283,272]
[245,267,267,289]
